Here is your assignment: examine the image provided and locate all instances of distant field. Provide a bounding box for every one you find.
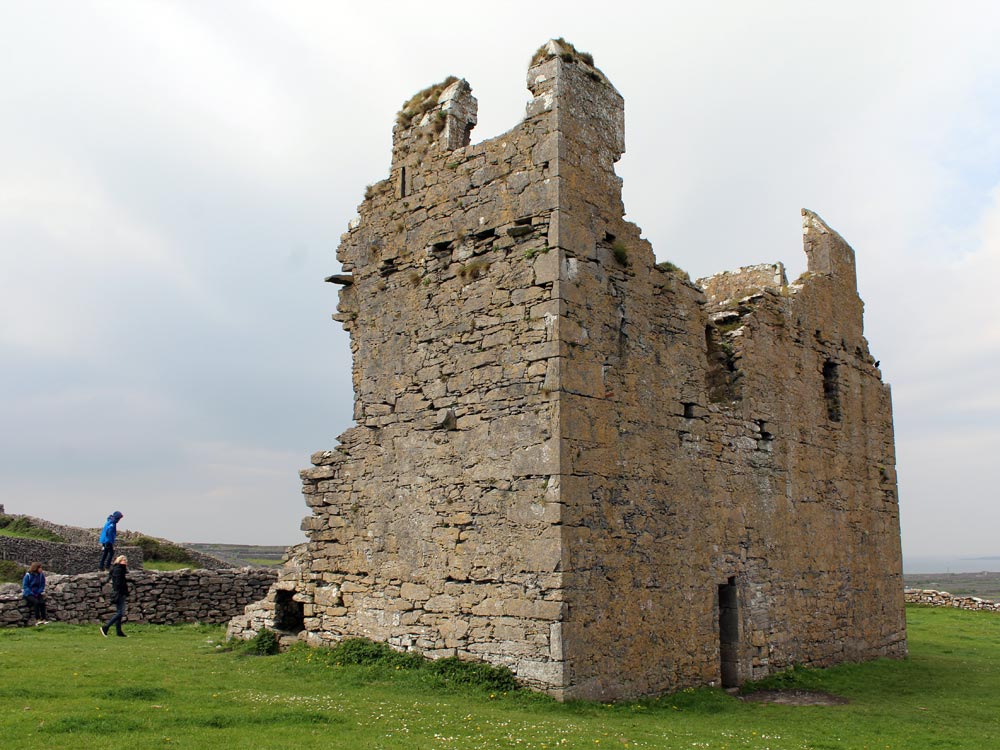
[187,543,287,568]
[1,606,999,749]
[904,571,1000,600]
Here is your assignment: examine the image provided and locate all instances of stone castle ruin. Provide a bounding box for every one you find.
[229,40,906,700]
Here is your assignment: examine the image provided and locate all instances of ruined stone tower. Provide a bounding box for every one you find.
[229,40,906,701]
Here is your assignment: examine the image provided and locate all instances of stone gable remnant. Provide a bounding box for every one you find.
[228,39,906,700]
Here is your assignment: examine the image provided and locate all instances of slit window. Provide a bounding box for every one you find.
[823,360,841,422]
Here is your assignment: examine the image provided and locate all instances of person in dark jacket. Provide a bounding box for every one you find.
[101,555,129,638]
[98,511,124,571]
[22,562,48,625]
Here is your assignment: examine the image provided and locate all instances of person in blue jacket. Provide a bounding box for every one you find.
[99,511,124,571]
[22,562,48,625]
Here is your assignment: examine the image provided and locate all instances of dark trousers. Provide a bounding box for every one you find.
[105,594,127,634]
[99,543,115,571]
[24,594,46,620]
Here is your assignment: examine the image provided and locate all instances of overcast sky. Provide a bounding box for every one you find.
[2,2,998,566]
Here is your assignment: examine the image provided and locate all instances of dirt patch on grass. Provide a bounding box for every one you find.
[739,690,849,706]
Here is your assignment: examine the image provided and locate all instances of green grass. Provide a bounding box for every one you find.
[1,606,998,748]
[186,543,288,567]
[129,535,199,566]
[0,558,26,583]
[141,560,193,572]
[0,514,65,542]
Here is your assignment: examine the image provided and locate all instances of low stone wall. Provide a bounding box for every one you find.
[1,513,232,571]
[1,568,278,627]
[1,536,144,574]
[4,513,103,546]
[904,588,1000,612]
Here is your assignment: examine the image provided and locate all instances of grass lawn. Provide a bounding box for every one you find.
[141,561,197,572]
[1,605,997,749]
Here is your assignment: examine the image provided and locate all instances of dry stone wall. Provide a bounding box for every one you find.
[231,39,906,701]
[1,536,145,574]
[905,589,1000,612]
[0,513,231,572]
[1,568,277,627]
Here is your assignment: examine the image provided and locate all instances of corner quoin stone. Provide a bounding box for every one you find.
[228,38,906,702]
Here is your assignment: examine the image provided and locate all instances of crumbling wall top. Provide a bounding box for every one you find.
[392,76,478,163]
[698,263,788,307]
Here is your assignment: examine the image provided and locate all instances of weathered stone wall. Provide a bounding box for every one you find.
[249,50,575,685]
[3,513,108,546]
[1,536,145,574]
[233,39,905,701]
[905,589,1000,612]
[558,209,905,697]
[1,568,277,627]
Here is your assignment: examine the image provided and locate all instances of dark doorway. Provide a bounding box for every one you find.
[274,590,305,633]
[718,577,739,688]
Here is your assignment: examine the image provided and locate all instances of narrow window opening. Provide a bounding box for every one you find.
[273,590,304,633]
[398,166,407,199]
[823,360,841,422]
[718,577,739,688]
[683,402,696,419]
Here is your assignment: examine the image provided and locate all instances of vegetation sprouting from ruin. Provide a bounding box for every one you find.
[396,75,459,129]
[531,37,595,67]
[611,240,629,266]
[530,37,606,83]
[656,259,691,281]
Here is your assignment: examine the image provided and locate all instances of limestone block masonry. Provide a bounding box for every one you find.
[229,39,906,701]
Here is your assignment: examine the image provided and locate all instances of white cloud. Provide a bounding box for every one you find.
[0,162,202,356]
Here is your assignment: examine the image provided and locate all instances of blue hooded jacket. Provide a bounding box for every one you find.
[22,571,45,598]
[99,511,123,545]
